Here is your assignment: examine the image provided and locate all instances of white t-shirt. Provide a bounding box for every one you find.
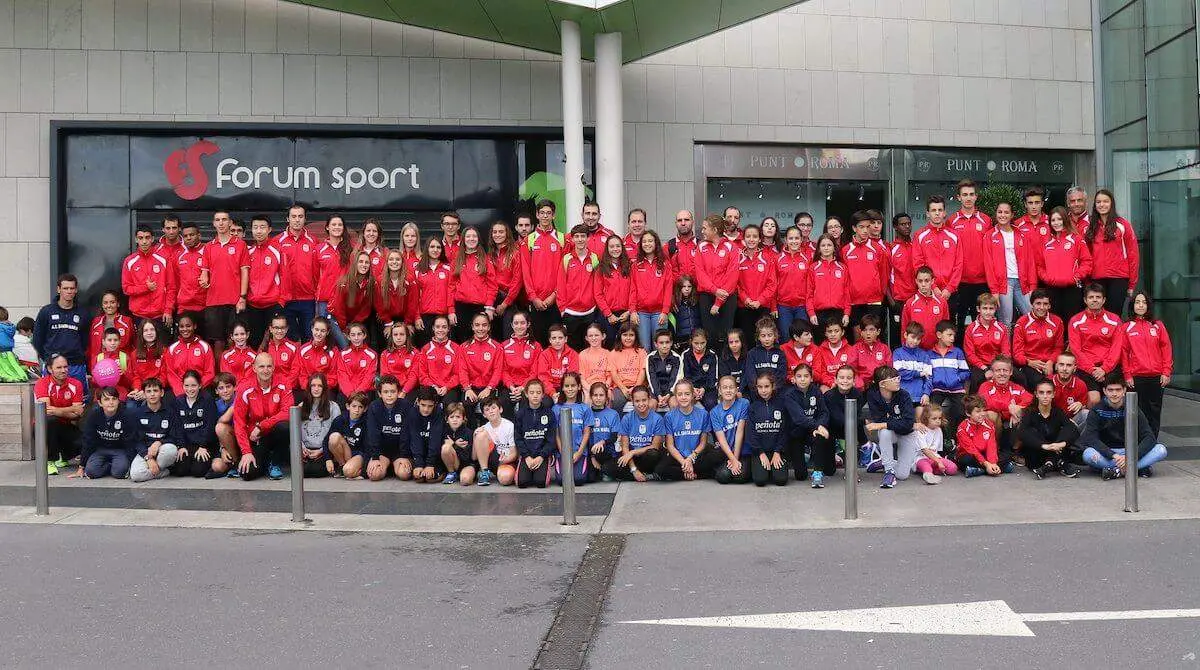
[481,419,516,458]
[1000,229,1018,278]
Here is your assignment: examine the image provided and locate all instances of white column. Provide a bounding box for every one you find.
[561,20,586,232]
[595,32,624,234]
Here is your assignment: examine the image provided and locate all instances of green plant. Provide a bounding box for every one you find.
[976,183,1026,220]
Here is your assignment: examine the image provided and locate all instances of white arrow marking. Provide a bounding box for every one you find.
[623,601,1200,637]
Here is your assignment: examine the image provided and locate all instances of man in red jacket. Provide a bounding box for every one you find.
[276,205,318,343]
[623,208,648,259]
[1015,186,1051,242]
[154,215,185,265]
[245,215,283,344]
[234,353,292,481]
[172,223,208,325]
[122,226,174,331]
[668,210,698,279]
[843,211,888,341]
[911,196,962,306]
[558,225,600,351]
[201,210,250,357]
[581,202,614,258]
[946,180,992,334]
[522,199,566,345]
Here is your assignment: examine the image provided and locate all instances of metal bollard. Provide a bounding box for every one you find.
[844,398,858,521]
[1124,392,1139,513]
[288,406,307,523]
[558,406,578,526]
[34,399,48,516]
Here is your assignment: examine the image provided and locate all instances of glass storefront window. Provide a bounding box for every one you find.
[705,179,888,229]
[1146,31,1200,172]
[1102,2,1148,133]
[1159,300,1200,389]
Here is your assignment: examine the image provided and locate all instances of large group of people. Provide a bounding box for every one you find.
[24,179,1172,488]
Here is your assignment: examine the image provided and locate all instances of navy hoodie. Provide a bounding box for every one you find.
[1079,398,1156,459]
[863,388,916,435]
[366,397,414,460]
[742,345,788,393]
[81,404,135,464]
[174,392,218,447]
[33,301,90,365]
[718,350,747,389]
[681,349,719,394]
[646,350,682,398]
[514,402,557,458]
[132,402,180,457]
[824,386,867,440]
[326,412,367,456]
[746,395,789,455]
[782,384,828,436]
[408,410,445,469]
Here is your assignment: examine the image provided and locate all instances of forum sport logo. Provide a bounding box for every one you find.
[163,139,221,201]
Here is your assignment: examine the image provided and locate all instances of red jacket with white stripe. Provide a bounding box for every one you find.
[667,236,699,279]
[121,249,173,319]
[982,227,1038,296]
[630,260,673,315]
[501,337,542,389]
[521,228,566,302]
[948,210,992,284]
[1067,309,1123,373]
[315,241,349,303]
[374,275,416,325]
[888,239,916,302]
[536,345,580,394]
[1011,313,1064,368]
[262,339,300,389]
[413,262,455,315]
[805,260,851,316]
[275,229,319,301]
[774,249,811,308]
[782,342,818,374]
[453,253,497,306]
[380,347,419,393]
[1052,374,1090,413]
[557,251,600,314]
[331,277,374,329]
[901,292,949,349]
[1120,318,1173,379]
[963,318,1011,370]
[815,340,860,388]
[172,244,208,313]
[233,380,292,455]
[694,239,739,306]
[737,249,778,310]
[163,337,214,396]
[246,242,283,309]
[220,345,257,387]
[594,263,632,317]
[979,380,1033,421]
[1014,214,1051,245]
[1085,216,1140,284]
[129,349,164,392]
[912,225,963,293]
[842,240,888,305]
[336,344,378,395]
[490,247,523,309]
[418,340,461,389]
[854,340,892,388]
[956,418,999,464]
[1037,231,1093,288]
[459,337,504,390]
[297,342,340,392]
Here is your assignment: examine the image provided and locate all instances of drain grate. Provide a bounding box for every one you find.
[533,533,626,670]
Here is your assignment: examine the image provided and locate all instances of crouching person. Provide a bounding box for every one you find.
[514,379,557,488]
[656,381,722,481]
[440,403,476,485]
[473,397,517,486]
[611,386,666,481]
[170,371,221,478]
[366,376,415,482]
[747,372,789,486]
[327,392,369,478]
[1080,373,1168,480]
[710,376,751,484]
[232,354,292,481]
[1017,379,1081,479]
[129,377,181,482]
[956,394,1013,478]
[76,386,134,479]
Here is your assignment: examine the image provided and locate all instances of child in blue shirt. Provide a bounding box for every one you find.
[928,320,970,438]
[746,371,790,487]
[892,322,932,420]
[656,380,721,480]
[710,375,751,484]
[552,372,593,486]
[586,382,623,482]
[612,385,666,481]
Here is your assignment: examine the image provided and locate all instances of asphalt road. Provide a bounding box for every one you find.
[3,521,1199,669]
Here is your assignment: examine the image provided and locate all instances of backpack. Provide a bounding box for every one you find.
[0,351,32,383]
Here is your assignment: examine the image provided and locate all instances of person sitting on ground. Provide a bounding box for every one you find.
[327,392,369,479]
[646,329,682,410]
[864,366,919,489]
[781,363,833,487]
[408,387,446,483]
[552,372,592,486]
[439,403,475,485]
[824,364,867,469]
[710,375,751,485]
[956,394,1014,478]
[232,354,293,482]
[586,383,623,483]
[514,379,558,488]
[911,404,958,484]
[169,370,221,478]
[1080,373,1169,480]
[129,377,181,482]
[746,371,790,487]
[35,354,85,475]
[976,355,1033,465]
[1018,379,1081,480]
[299,372,340,478]
[212,372,238,478]
[611,385,666,481]
[365,376,415,481]
[657,381,721,481]
[76,386,134,480]
[1051,352,1097,427]
[473,397,517,486]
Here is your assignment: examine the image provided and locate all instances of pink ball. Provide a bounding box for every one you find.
[92,358,122,387]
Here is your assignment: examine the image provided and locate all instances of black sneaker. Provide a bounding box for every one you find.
[1033,464,1047,480]
[1061,461,1079,478]
[1138,467,1154,478]
[1101,467,1120,481]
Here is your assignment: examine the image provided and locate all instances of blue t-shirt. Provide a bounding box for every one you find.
[664,406,709,458]
[618,411,667,451]
[589,406,622,455]
[553,402,594,450]
[708,397,750,458]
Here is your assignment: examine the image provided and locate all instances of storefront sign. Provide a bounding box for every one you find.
[907,149,1076,183]
[702,145,889,180]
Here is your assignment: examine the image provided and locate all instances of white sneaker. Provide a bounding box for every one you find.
[921,471,942,485]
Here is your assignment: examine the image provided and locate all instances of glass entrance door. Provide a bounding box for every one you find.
[706,178,889,228]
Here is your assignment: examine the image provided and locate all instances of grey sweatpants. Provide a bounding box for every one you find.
[129,444,180,482]
[871,429,923,480]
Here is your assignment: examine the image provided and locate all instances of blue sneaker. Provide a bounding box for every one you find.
[227,468,240,478]
[477,469,493,486]
[811,471,825,489]
[443,472,458,484]
[964,466,984,478]
[858,442,872,468]
[866,458,883,474]
[1001,461,1015,474]
[880,471,897,489]
[267,464,284,480]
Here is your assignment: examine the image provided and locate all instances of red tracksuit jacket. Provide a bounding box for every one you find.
[89,315,134,360]
[163,337,215,395]
[501,337,542,389]
[459,337,504,390]
[667,236,699,279]
[129,349,164,392]
[413,262,455,316]
[297,342,339,392]
[419,340,462,389]
[805,259,851,316]
[233,380,292,455]
[630,259,673,315]
[275,229,318,302]
[854,340,892,388]
[956,418,998,465]
[1015,214,1051,244]
[901,292,949,349]
[982,227,1038,296]
[1011,313,1064,368]
[979,381,1033,421]
[522,228,566,302]
[963,319,1011,370]
[1052,374,1091,413]
[815,340,860,388]
[774,249,810,308]
[246,242,283,309]
[948,210,992,285]
[594,263,632,317]
[557,251,600,314]
[1086,217,1140,284]
[1121,318,1172,379]
[491,248,524,309]
[315,241,348,303]
[842,240,888,305]
[375,275,417,325]
[1067,309,1123,373]
[331,277,374,329]
[121,249,173,319]
[888,239,916,302]
[220,344,257,387]
[536,345,579,394]
[1037,231,1093,288]
[694,239,739,306]
[912,224,964,293]
[454,254,497,306]
[380,347,419,393]
[782,342,818,374]
[738,249,778,310]
[173,244,208,313]
[358,244,387,278]
[336,344,378,395]
[263,339,300,389]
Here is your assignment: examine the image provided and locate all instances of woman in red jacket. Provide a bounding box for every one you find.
[460,312,504,422]
[128,319,164,408]
[259,313,300,391]
[316,214,352,349]
[163,314,215,396]
[451,227,495,343]
[380,322,418,398]
[630,231,674,350]
[1121,291,1172,437]
[219,320,256,387]
[89,290,135,360]
[806,234,851,340]
[737,224,778,336]
[595,235,632,345]
[775,225,812,343]
[695,214,739,351]
[331,251,376,339]
[759,216,782,257]
[1037,206,1092,326]
[500,311,542,415]
[417,315,462,404]
[982,202,1038,326]
[298,316,340,400]
[1085,189,1139,315]
[489,221,524,341]
[336,322,378,399]
[413,237,454,347]
[358,218,387,278]
[399,221,422,273]
[376,248,414,333]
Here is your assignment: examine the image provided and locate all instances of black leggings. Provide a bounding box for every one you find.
[454,301,487,342]
[46,421,81,462]
[170,446,219,477]
[654,448,724,481]
[240,424,290,481]
[751,452,789,486]
[1094,277,1130,316]
[529,304,560,347]
[1042,284,1082,327]
[516,455,552,488]
[789,432,835,479]
[953,282,989,335]
[302,458,330,478]
[602,450,662,481]
[698,292,737,350]
[715,456,752,484]
[735,306,769,340]
[1132,375,1165,438]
